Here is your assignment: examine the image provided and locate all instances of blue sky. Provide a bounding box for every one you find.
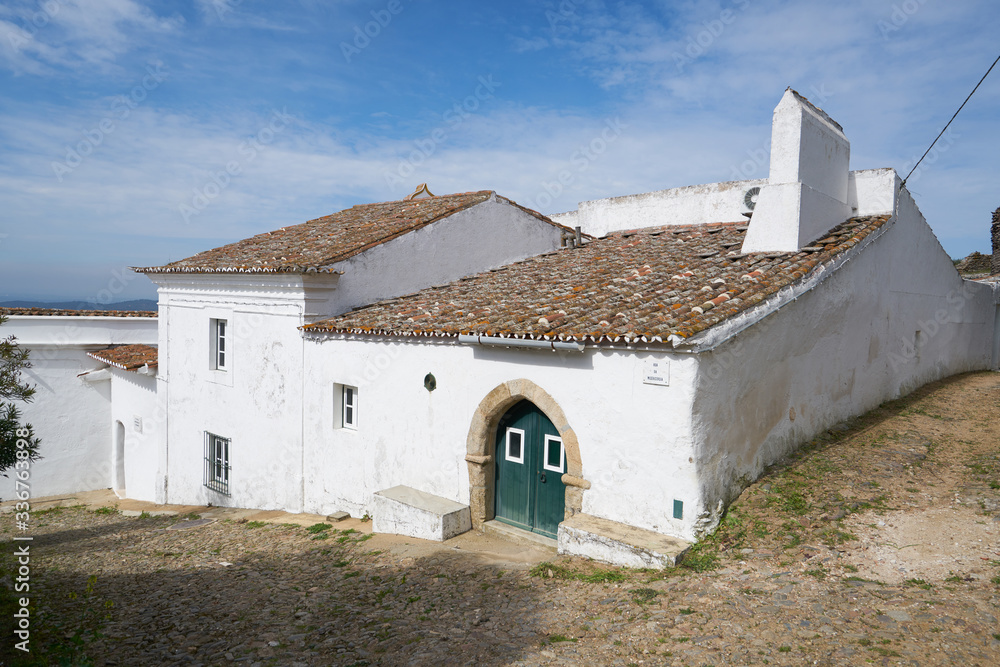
[1,0,998,302]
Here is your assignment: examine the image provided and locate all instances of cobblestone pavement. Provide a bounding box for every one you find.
[2,372,999,666]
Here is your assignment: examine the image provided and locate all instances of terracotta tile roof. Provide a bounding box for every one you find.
[303,215,891,344]
[87,344,158,371]
[134,191,565,275]
[0,308,156,317]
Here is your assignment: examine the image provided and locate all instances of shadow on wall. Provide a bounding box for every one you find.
[471,344,595,370]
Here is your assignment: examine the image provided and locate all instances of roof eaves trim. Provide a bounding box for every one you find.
[130,265,345,275]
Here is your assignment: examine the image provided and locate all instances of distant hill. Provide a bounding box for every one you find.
[0,299,157,312]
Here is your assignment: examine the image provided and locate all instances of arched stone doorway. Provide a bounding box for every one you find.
[465,379,589,530]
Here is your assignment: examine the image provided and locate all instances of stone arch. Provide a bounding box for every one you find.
[464,379,590,529]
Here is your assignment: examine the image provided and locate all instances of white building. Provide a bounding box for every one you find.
[5,90,998,567]
[0,310,157,498]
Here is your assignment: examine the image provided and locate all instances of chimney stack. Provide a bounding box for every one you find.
[992,207,1000,275]
[742,88,853,254]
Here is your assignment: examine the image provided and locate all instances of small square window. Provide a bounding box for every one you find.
[543,435,564,473]
[204,432,230,495]
[505,428,524,464]
[211,318,228,371]
[342,384,358,430]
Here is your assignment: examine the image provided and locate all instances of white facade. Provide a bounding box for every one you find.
[300,336,702,536]
[143,197,568,511]
[0,314,157,500]
[12,90,999,558]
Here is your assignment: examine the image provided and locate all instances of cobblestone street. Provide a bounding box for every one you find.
[3,372,1000,666]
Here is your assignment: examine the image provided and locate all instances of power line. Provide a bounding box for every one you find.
[901,52,1000,187]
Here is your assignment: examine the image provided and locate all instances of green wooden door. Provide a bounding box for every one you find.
[494,400,566,539]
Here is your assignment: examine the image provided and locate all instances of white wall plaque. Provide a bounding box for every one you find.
[642,360,669,386]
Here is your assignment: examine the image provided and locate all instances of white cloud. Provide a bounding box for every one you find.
[0,0,182,74]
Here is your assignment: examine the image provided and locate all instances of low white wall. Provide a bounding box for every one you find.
[572,179,766,238]
[302,336,704,540]
[560,168,897,240]
[0,315,157,500]
[691,186,996,528]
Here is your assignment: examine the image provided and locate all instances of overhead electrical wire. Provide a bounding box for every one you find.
[901,52,1000,187]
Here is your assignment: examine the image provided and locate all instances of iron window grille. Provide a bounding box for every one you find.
[204,432,231,495]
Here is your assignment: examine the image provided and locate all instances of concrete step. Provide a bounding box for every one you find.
[558,513,691,569]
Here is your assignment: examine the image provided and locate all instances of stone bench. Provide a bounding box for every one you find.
[371,485,471,542]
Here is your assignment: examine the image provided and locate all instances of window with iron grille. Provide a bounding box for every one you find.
[204,432,231,495]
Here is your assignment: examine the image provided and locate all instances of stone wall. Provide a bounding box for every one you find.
[992,207,1000,275]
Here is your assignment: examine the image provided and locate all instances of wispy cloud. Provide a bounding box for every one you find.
[0,0,182,74]
[1,0,998,300]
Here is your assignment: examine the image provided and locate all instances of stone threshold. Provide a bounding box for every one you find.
[483,519,557,550]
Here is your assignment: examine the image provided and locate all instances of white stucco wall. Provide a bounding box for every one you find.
[569,178,767,238]
[108,370,163,503]
[148,275,313,511]
[327,195,566,315]
[0,315,157,500]
[556,168,897,243]
[300,336,705,540]
[690,186,996,527]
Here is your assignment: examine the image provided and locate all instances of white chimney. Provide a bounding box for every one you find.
[741,88,853,253]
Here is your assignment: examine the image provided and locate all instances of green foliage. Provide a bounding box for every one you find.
[0,315,41,478]
[680,542,720,572]
[306,523,333,534]
[630,588,659,604]
[529,561,628,583]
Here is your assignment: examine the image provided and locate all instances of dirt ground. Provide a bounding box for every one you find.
[704,370,1000,583]
[1,371,999,666]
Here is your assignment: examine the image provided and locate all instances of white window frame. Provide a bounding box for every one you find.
[211,318,228,371]
[341,384,358,430]
[543,434,565,474]
[505,427,525,464]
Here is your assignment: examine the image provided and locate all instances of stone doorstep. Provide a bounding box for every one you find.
[557,513,691,569]
[483,519,557,550]
[371,485,471,542]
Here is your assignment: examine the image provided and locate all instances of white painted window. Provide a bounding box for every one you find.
[543,434,564,474]
[505,427,525,464]
[204,432,230,495]
[342,384,358,429]
[211,318,228,371]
